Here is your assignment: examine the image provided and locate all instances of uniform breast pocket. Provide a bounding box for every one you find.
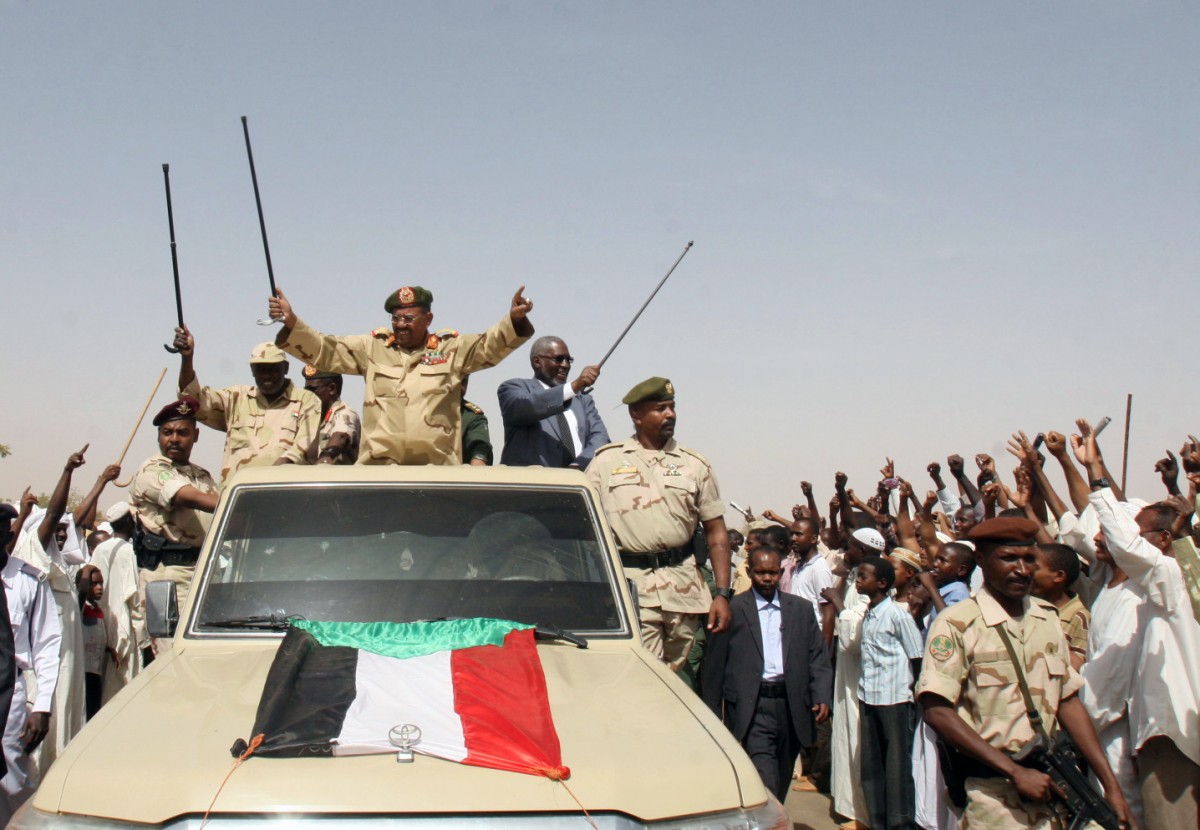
[416,365,453,396]
[369,364,407,400]
[663,473,698,505]
[971,658,1019,689]
[227,415,258,452]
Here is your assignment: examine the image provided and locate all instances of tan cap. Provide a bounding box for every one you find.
[249,342,287,364]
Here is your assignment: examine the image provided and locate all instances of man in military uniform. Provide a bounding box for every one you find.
[917,517,1134,829]
[586,377,732,671]
[460,376,493,466]
[302,366,361,464]
[129,398,219,649]
[267,284,532,465]
[172,327,321,483]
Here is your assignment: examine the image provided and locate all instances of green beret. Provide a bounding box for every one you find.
[622,377,675,406]
[384,286,434,313]
[302,364,340,382]
[967,517,1040,547]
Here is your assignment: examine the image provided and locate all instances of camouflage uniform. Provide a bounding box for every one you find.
[1056,593,1090,669]
[311,399,361,464]
[461,399,493,465]
[181,377,320,483]
[129,454,219,644]
[586,436,724,670]
[277,317,528,465]
[916,587,1083,829]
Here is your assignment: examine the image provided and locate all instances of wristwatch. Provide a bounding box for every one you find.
[714,587,734,600]
[1089,476,1110,490]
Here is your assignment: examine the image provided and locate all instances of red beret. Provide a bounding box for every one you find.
[152,397,200,427]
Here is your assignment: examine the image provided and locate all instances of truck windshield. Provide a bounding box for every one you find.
[190,483,625,635]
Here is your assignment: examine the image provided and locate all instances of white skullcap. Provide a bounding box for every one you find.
[851,527,886,552]
[105,502,131,522]
[935,531,954,545]
[96,522,113,534]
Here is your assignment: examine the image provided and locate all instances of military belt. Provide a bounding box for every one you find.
[620,545,693,570]
[156,548,201,567]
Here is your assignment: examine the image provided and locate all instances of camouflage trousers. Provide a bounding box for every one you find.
[639,607,700,672]
[963,777,1103,829]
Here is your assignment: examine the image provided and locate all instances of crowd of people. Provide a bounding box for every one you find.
[708,430,1199,830]
[0,283,1196,830]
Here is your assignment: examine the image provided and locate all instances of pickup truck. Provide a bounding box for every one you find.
[11,465,786,829]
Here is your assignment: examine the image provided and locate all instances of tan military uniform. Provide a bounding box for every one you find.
[586,437,724,669]
[1057,593,1090,670]
[181,378,319,483]
[916,587,1083,829]
[278,316,529,465]
[310,398,361,464]
[130,453,219,649]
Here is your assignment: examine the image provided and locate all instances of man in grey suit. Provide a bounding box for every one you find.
[702,544,834,802]
[497,336,610,470]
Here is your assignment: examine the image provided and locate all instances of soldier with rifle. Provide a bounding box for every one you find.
[916,517,1136,830]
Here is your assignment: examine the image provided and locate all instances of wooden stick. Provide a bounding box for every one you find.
[114,368,168,488]
[1121,392,1133,493]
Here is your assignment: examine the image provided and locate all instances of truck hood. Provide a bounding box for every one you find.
[34,640,765,824]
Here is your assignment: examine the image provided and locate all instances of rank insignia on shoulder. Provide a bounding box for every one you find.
[612,465,637,475]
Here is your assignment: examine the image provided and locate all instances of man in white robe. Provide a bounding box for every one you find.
[11,450,117,778]
[88,503,145,704]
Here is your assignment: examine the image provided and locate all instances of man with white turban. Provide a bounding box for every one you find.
[88,502,145,703]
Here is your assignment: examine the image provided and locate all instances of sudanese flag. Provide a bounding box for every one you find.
[238,618,569,780]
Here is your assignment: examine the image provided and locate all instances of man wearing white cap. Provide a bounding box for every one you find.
[822,516,888,827]
[172,326,321,484]
[88,502,144,702]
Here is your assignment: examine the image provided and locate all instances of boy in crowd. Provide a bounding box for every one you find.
[856,555,924,830]
[1031,543,1090,671]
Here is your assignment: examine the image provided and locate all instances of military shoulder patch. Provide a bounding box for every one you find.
[929,634,955,662]
[592,441,624,456]
[462,401,484,414]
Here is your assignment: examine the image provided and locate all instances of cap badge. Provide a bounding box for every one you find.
[398,287,415,305]
[665,381,674,395]
[177,403,192,415]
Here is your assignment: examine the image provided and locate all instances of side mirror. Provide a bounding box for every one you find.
[145,580,179,639]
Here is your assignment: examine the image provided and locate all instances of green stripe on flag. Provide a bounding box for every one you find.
[293,618,533,660]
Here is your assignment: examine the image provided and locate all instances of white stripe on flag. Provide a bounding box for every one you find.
[333,650,468,760]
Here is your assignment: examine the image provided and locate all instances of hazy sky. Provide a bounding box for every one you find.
[3,2,1197,520]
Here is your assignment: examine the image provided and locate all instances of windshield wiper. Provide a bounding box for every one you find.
[201,614,298,631]
[534,623,588,649]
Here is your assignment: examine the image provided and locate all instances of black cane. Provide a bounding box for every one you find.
[580,241,693,395]
[162,164,184,354]
[241,116,279,325]
[596,241,694,368]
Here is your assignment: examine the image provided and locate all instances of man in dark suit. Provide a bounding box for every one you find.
[702,544,834,802]
[497,336,610,470]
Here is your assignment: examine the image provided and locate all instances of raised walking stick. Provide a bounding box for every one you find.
[594,241,694,369]
[114,368,168,488]
[162,164,185,353]
[241,116,280,326]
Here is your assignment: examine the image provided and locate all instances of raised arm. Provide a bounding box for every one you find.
[947,454,980,507]
[73,464,121,530]
[38,445,88,549]
[1072,419,1125,503]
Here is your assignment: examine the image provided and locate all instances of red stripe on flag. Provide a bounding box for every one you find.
[450,628,569,779]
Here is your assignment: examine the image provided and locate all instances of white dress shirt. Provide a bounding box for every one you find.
[3,557,62,712]
[784,552,833,625]
[753,588,785,681]
[537,380,581,458]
